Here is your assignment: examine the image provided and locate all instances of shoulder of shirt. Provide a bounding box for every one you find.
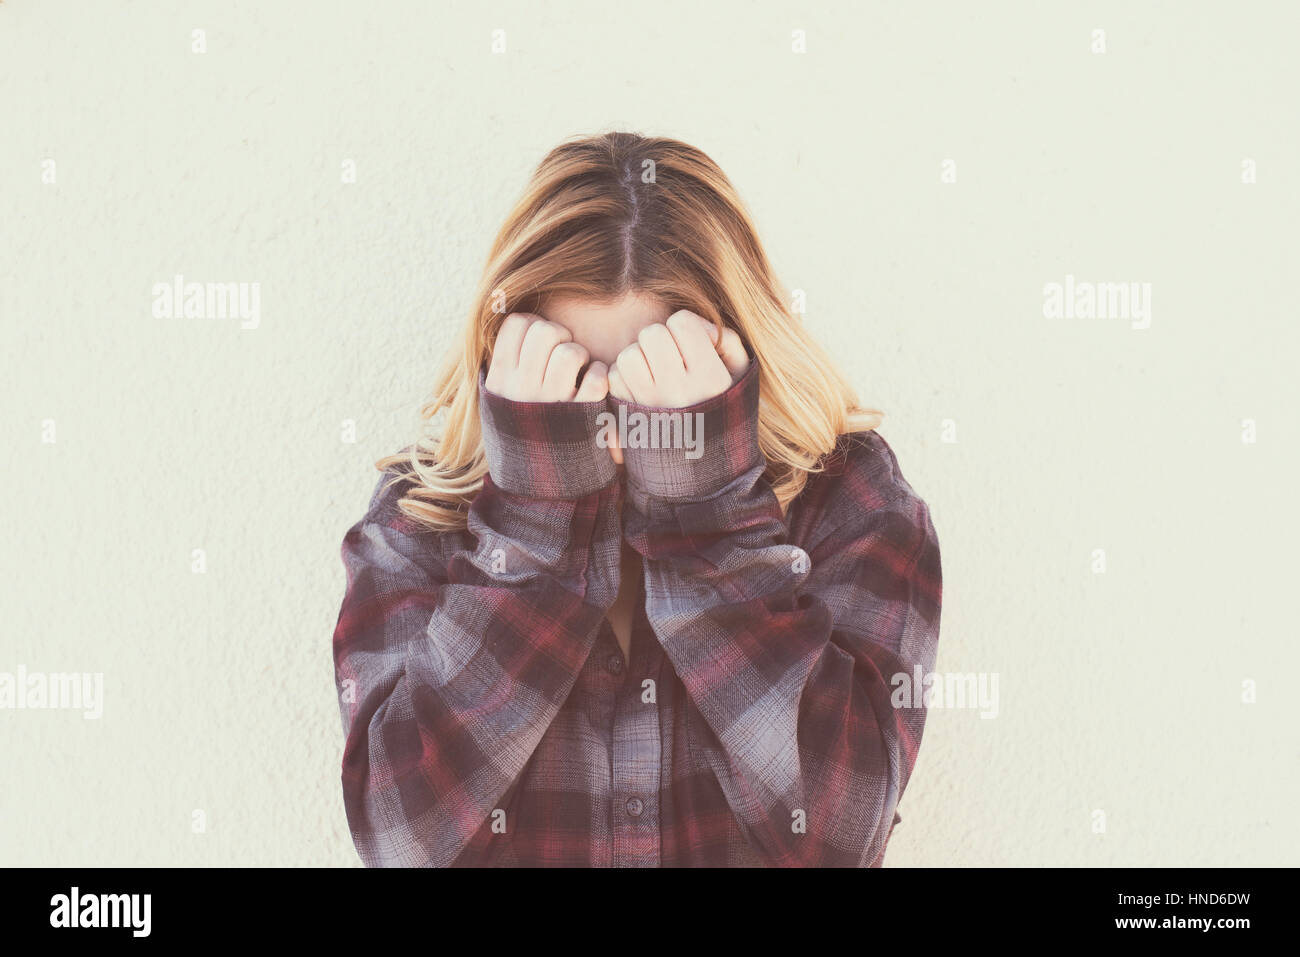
[358,444,456,538]
[787,429,931,542]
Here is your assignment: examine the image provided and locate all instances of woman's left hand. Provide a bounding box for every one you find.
[608,310,749,409]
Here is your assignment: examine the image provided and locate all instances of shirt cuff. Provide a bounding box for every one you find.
[477,366,619,499]
[609,357,763,504]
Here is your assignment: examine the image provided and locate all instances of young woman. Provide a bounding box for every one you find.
[331,132,943,867]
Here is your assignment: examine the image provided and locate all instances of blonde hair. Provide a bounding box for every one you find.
[377,131,882,531]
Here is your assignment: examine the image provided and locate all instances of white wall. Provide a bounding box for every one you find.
[2,0,1296,866]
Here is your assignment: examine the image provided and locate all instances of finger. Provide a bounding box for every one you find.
[542,341,589,400]
[717,328,749,380]
[665,310,719,373]
[614,343,653,404]
[486,313,535,388]
[517,319,572,389]
[636,322,685,383]
[573,359,609,402]
[607,364,633,402]
[599,368,625,465]
[493,313,538,367]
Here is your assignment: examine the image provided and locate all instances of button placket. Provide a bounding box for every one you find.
[608,605,661,866]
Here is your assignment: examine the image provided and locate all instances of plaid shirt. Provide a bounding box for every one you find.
[332,359,942,867]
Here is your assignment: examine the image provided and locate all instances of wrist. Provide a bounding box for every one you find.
[609,358,762,505]
[477,366,618,499]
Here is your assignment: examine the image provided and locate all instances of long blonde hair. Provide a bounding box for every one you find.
[377,131,882,531]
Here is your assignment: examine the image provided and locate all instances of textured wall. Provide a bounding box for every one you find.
[2,0,1296,866]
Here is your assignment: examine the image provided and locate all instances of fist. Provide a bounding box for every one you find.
[607,310,749,408]
[484,313,609,403]
[605,310,749,465]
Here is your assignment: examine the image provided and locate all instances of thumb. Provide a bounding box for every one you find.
[573,361,609,402]
[716,328,749,380]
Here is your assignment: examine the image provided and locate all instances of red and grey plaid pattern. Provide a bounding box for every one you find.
[332,362,943,867]
[477,366,619,499]
[609,360,765,503]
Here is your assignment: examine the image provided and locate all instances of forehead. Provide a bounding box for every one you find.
[544,291,670,328]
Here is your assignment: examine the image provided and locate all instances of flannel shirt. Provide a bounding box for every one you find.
[332,358,943,867]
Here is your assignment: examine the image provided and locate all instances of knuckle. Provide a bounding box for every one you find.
[539,319,571,340]
[622,356,643,375]
[639,323,669,345]
[522,318,553,341]
[502,313,534,337]
[554,341,586,362]
[665,311,695,334]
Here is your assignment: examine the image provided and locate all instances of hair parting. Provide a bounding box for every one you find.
[376,131,883,532]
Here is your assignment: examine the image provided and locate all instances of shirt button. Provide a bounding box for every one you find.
[606,654,624,675]
[625,796,644,817]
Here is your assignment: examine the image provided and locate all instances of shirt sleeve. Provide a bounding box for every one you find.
[332,369,622,866]
[614,361,944,867]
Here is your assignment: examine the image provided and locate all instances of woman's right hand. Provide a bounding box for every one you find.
[484,313,608,402]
